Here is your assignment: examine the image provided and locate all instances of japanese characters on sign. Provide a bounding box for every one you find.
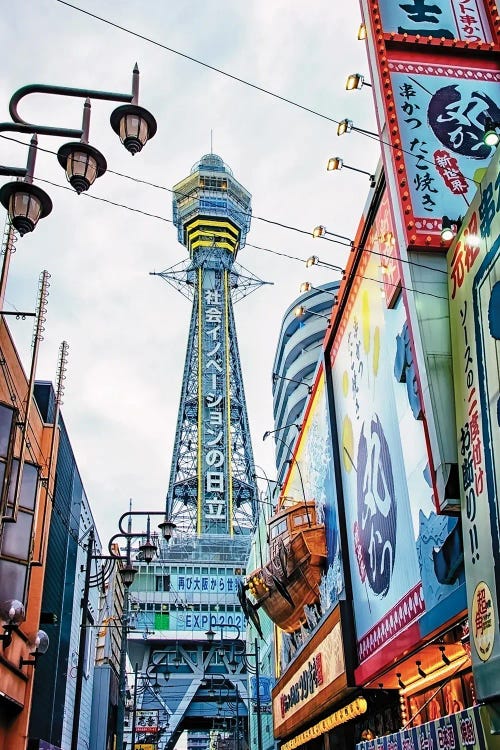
[202,282,227,523]
[448,145,499,701]
[273,622,345,731]
[377,0,493,42]
[172,572,238,595]
[356,705,488,750]
[390,61,500,238]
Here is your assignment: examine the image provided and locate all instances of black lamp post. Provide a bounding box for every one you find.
[206,624,264,750]
[0,65,156,232]
[110,508,176,750]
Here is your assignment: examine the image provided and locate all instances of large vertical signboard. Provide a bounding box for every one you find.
[448,146,500,702]
[329,195,462,663]
[283,371,345,613]
[361,0,499,250]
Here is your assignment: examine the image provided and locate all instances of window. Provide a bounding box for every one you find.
[155,575,170,592]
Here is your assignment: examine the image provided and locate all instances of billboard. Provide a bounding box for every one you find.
[360,0,499,251]
[448,145,500,702]
[329,194,462,660]
[389,59,500,245]
[377,0,494,41]
[282,370,345,613]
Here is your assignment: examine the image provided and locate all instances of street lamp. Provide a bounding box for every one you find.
[18,629,50,668]
[207,625,264,750]
[71,506,175,750]
[0,64,156,235]
[0,599,25,648]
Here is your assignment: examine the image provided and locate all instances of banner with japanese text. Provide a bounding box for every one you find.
[356,704,489,750]
[448,144,500,702]
[329,193,462,661]
[377,0,493,41]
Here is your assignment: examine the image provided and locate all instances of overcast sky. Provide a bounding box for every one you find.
[1,0,380,548]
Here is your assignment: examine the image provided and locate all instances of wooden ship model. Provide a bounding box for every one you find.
[239,498,327,634]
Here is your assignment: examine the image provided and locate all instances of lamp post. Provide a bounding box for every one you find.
[206,625,264,750]
[71,508,175,750]
[0,65,157,306]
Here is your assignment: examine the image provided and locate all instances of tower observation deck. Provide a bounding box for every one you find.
[165,153,258,537]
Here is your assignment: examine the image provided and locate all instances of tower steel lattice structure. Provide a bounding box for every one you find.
[157,153,260,537]
[128,156,266,750]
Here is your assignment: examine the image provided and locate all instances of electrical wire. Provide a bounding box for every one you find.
[52,0,486,187]
[6,169,449,302]
[0,135,454,288]
[0,132,452,283]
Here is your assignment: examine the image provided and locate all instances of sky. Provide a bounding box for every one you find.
[1,0,380,549]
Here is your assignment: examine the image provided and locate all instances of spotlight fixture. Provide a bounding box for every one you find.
[327,157,343,171]
[306,255,319,268]
[300,281,312,293]
[439,645,451,666]
[312,225,327,238]
[337,118,353,136]
[483,119,500,148]
[326,157,376,187]
[357,23,367,40]
[396,672,405,690]
[416,660,426,679]
[345,73,372,90]
[294,305,331,324]
[440,215,462,242]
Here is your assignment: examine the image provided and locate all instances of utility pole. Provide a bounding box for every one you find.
[254,638,263,750]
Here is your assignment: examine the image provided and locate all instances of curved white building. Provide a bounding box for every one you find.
[271,281,340,483]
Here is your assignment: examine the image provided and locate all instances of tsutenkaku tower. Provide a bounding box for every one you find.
[158,153,261,538]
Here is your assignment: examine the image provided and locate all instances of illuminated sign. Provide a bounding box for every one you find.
[273,621,344,730]
[389,59,500,243]
[203,284,226,521]
[280,654,324,717]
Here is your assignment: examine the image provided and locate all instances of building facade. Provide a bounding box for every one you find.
[262,2,500,748]
[271,282,340,485]
[28,382,102,750]
[0,325,57,750]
